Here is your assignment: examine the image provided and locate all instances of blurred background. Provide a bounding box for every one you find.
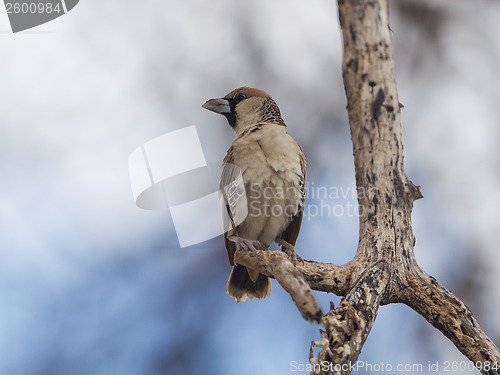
[0,0,498,374]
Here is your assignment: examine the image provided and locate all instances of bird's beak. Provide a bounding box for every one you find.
[202,98,231,114]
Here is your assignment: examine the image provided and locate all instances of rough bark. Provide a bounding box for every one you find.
[235,250,323,323]
[233,0,499,374]
[401,268,500,370]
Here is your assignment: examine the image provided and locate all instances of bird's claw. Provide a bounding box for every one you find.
[228,236,260,256]
[278,239,302,266]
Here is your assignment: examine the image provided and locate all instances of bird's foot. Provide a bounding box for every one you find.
[277,239,302,265]
[228,236,260,256]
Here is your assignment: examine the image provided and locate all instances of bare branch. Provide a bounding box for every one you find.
[402,269,500,374]
[234,250,323,323]
[311,261,390,375]
[234,249,355,296]
[310,0,499,372]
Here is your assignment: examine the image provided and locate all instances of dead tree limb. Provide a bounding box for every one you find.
[336,0,499,371]
[235,250,323,323]
[401,269,500,368]
[313,261,390,368]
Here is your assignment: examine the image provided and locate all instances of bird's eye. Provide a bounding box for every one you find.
[235,93,246,102]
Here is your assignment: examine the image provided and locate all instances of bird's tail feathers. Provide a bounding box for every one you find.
[226,265,271,302]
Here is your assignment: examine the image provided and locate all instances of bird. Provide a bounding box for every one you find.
[202,87,306,302]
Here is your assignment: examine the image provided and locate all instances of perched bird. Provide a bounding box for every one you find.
[202,87,306,302]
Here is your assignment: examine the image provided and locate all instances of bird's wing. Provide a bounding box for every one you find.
[281,142,306,246]
[220,146,239,266]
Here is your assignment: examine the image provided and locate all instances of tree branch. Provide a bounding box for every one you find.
[311,261,390,375]
[234,249,355,295]
[234,250,324,323]
[402,269,500,374]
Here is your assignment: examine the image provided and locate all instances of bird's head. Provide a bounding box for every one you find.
[202,87,285,134]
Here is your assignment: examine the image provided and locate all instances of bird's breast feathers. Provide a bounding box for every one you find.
[227,123,305,223]
[231,124,302,184]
